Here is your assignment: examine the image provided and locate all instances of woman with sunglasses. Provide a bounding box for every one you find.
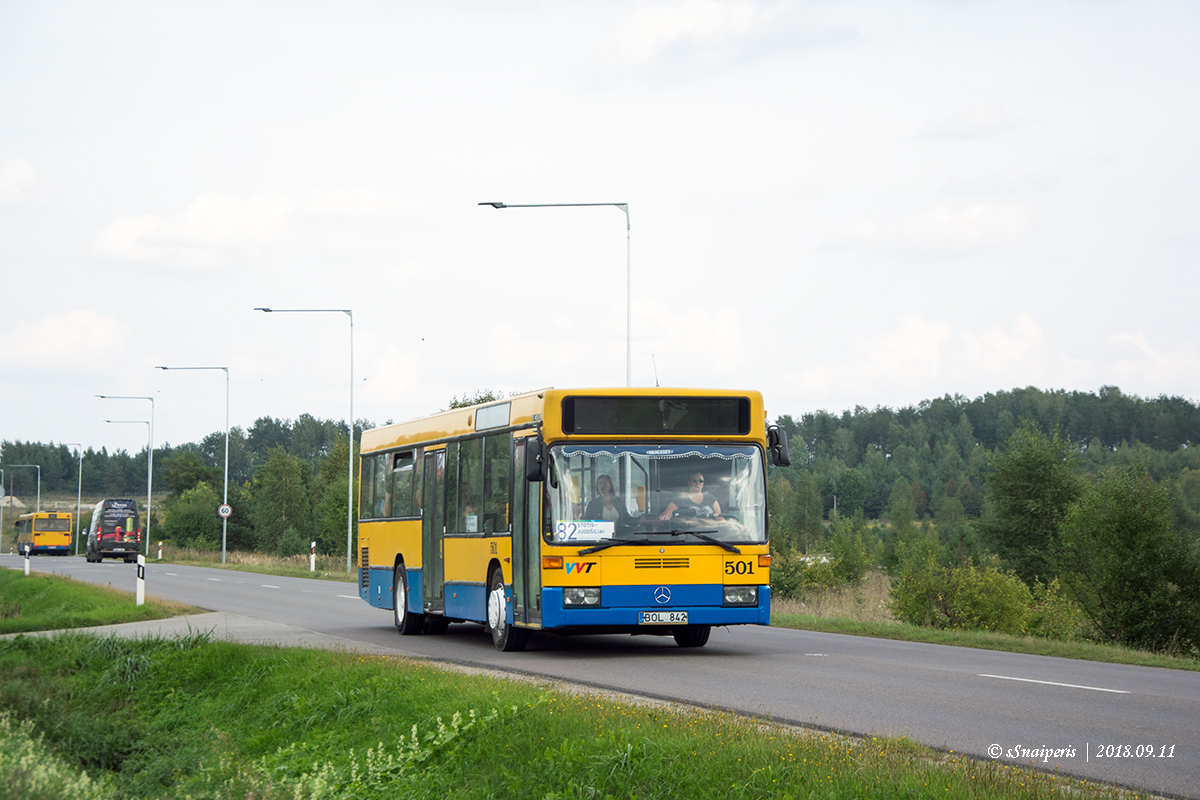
[659,472,723,521]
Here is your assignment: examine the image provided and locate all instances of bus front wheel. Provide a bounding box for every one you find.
[393,565,424,635]
[673,625,711,648]
[486,569,528,652]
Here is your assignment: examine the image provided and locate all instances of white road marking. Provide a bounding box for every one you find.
[978,674,1129,694]
[207,578,221,582]
[262,584,280,589]
[336,595,360,599]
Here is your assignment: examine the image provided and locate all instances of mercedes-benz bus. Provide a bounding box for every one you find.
[357,387,789,651]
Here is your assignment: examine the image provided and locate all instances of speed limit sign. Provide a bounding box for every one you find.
[218,504,233,519]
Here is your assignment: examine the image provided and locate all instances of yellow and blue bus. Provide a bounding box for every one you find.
[358,387,790,651]
[15,511,73,556]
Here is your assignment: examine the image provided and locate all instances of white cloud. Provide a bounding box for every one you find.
[0,310,131,371]
[608,0,855,73]
[790,315,953,400]
[831,203,1033,260]
[920,108,1019,141]
[961,312,1043,372]
[0,159,37,204]
[303,189,413,221]
[93,192,295,270]
[1109,332,1200,390]
[615,0,767,63]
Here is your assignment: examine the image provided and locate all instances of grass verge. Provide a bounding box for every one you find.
[771,572,1200,673]
[0,570,197,635]
[148,544,356,582]
[0,631,1151,800]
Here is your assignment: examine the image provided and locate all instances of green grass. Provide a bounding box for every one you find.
[0,570,197,635]
[0,631,1150,800]
[149,544,357,582]
[770,611,1200,672]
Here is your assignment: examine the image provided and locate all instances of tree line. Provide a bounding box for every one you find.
[765,386,1200,655]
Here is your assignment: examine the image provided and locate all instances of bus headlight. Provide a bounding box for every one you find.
[723,586,758,606]
[564,587,601,606]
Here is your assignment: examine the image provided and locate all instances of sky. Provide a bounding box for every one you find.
[2,0,1198,457]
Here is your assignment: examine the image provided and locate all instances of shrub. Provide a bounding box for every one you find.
[889,554,1031,635]
[1025,578,1089,641]
[276,526,308,558]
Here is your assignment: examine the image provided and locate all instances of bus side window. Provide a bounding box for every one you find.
[391,451,415,517]
[373,454,388,517]
[360,456,376,519]
[484,433,511,533]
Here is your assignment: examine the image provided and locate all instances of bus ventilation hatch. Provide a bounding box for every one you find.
[634,558,689,569]
[360,548,369,593]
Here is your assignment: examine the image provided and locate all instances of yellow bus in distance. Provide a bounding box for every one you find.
[357,387,790,651]
[15,512,73,556]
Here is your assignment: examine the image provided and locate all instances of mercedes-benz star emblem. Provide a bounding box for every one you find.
[654,586,671,604]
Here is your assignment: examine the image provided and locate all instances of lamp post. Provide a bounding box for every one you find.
[61,443,84,555]
[254,307,355,573]
[156,366,230,563]
[104,420,150,553]
[97,395,154,552]
[9,465,41,511]
[479,201,631,386]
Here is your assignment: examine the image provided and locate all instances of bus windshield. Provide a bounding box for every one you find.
[545,443,766,546]
[34,517,72,532]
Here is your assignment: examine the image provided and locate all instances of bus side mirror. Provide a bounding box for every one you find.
[525,437,545,482]
[768,426,791,467]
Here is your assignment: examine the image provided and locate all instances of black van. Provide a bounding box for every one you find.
[86,499,141,563]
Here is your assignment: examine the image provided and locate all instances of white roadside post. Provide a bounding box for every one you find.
[310,540,316,572]
[23,547,29,576]
[158,541,163,560]
[136,554,146,605]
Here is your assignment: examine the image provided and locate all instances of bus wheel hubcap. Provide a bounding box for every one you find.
[488,587,504,631]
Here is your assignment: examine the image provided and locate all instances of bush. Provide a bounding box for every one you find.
[162,482,220,550]
[889,553,1031,635]
[768,547,837,600]
[276,526,308,558]
[1055,463,1200,653]
[1026,579,1089,641]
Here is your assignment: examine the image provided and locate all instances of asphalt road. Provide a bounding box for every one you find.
[7,553,1196,799]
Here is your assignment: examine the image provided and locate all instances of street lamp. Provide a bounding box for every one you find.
[97,395,155,552]
[61,444,84,555]
[156,366,230,562]
[254,307,355,572]
[479,201,632,386]
[9,465,41,511]
[104,420,150,553]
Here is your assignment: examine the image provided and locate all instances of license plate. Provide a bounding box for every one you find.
[639,610,688,625]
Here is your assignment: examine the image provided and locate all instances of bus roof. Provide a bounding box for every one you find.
[360,387,767,453]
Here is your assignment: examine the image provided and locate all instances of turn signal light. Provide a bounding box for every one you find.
[758,554,772,567]
[542,556,563,570]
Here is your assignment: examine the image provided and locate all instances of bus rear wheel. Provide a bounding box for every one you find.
[673,625,711,648]
[393,565,425,635]
[486,569,528,652]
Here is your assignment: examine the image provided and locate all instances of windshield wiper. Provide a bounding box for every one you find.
[577,537,654,555]
[667,528,741,554]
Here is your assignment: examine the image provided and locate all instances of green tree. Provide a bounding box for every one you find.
[161,451,221,496]
[1055,463,1200,652]
[792,471,825,553]
[162,482,221,549]
[313,436,357,557]
[251,447,313,553]
[976,421,1081,583]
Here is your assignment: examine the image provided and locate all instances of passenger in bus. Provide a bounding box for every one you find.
[659,472,723,521]
[583,474,632,523]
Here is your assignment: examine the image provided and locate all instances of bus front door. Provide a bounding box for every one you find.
[422,449,446,613]
[511,440,542,626]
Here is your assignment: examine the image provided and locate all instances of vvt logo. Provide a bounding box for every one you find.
[566,561,596,574]
[654,586,671,604]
